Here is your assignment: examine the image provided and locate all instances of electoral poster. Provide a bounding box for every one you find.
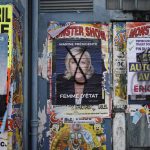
[53,38,106,106]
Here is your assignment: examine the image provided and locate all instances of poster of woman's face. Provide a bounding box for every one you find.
[52,38,106,105]
[68,50,90,80]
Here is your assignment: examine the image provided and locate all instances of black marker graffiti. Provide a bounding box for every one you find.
[65,46,87,84]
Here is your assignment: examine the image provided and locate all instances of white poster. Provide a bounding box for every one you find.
[127,38,150,103]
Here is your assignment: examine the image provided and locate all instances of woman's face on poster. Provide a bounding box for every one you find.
[69,53,90,79]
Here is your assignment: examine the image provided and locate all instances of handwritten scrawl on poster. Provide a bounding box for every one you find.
[127,38,150,104]
[113,22,127,108]
[48,22,111,118]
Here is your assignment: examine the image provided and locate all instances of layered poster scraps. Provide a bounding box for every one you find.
[48,22,111,118]
[0,5,23,149]
[113,22,127,108]
[127,38,150,104]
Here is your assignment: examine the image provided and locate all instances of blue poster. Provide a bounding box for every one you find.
[52,38,106,105]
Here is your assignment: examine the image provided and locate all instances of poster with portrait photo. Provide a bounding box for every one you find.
[52,38,106,106]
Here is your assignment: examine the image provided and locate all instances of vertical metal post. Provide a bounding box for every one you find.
[23,0,29,149]
[31,0,38,149]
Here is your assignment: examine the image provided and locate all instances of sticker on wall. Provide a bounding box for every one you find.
[127,38,150,104]
[48,22,111,118]
[113,22,127,109]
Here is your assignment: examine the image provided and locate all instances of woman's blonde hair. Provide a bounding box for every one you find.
[64,47,94,80]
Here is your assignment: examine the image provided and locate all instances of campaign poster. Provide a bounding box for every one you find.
[113,22,127,108]
[50,114,112,150]
[53,38,106,106]
[127,38,150,104]
[0,33,8,120]
[47,23,111,118]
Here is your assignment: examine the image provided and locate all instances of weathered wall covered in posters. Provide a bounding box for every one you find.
[0,3,24,150]
[112,22,150,150]
[38,1,150,150]
[38,22,112,150]
[38,1,132,150]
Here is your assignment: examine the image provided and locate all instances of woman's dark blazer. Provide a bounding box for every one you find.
[55,73,105,105]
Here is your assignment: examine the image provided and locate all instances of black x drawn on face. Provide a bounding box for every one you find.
[65,46,87,85]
